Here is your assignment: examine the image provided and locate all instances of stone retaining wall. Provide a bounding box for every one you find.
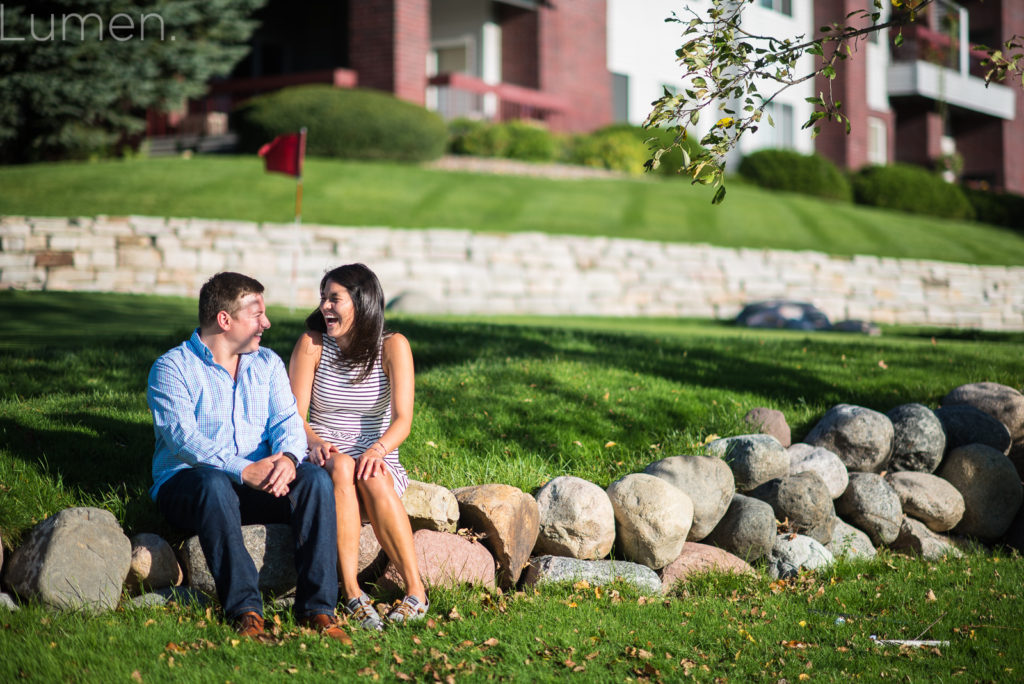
[1,215,1023,330]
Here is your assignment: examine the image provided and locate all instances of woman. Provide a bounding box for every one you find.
[289,263,427,630]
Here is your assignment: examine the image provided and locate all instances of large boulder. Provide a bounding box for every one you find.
[938,444,1023,539]
[606,473,693,570]
[766,534,834,579]
[934,405,1012,454]
[704,493,775,563]
[379,529,495,591]
[126,533,182,594]
[181,524,296,597]
[835,473,902,546]
[803,404,893,473]
[522,555,662,595]
[357,523,387,583]
[643,455,735,540]
[889,517,962,561]
[533,476,615,560]
[6,507,131,613]
[707,434,789,492]
[402,480,460,533]
[825,519,876,559]
[748,472,836,545]
[787,443,849,499]
[885,471,965,532]
[743,407,791,448]
[659,543,755,594]
[942,382,1024,442]
[886,403,946,473]
[454,484,539,587]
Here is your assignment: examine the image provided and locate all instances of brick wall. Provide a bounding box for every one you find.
[2,216,1022,330]
[349,0,429,104]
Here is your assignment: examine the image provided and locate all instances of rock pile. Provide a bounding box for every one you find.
[2,382,1023,613]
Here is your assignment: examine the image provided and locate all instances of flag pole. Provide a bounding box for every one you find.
[290,127,307,313]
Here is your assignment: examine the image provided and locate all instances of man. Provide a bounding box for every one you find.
[147,272,347,642]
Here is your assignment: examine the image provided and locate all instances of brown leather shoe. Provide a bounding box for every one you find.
[298,613,353,645]
[234,611,265,638]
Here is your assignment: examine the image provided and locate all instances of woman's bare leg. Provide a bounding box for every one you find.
[327,455,363,600]
[358,472,426,602]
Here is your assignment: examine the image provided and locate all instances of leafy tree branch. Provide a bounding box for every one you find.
[644,0,1023,204]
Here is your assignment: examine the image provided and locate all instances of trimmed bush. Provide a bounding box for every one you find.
[596,124,707,177]
[739,149,852,201]
[851,164,975,220]
[567,129,647,175]
[963,187,1024,230]
[501,120,558,162]
[233,85,447,162]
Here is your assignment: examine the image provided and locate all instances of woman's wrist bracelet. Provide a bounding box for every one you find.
[371,442,387,455]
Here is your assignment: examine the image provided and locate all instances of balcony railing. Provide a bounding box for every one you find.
[427,72,566,124]
[892,23,991,80]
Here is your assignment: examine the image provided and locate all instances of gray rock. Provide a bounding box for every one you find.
[380,529,496,591]
[130,593,169,609]
[787,443,849,499]
[938,444,1023,539]
[402,480,460,533]
[748,472,835,545]
[943,382,1024,442]
[826,519,876,559]
[643,455,735,540]
[1009,441,1024,481]
[606,473,693,570]
[885,471,965,532]
[454,483,539,587]
[0,593,18,611]
[889,517,963,560]
[736,300,831,331]
[129,585,211,610]
[743,407,791,448]
[835,473,903,545]
[181,524,297,597]
[934,404,1012,454]
[533,476,615,560]
[126,533,182,594]
[886,403,946,473]
[803,404,893,473]
[704,493,776,563]
[660,543,755,594]
[6,507,131,613]
[707,434,789,492]
[522,555,662,595]
[767,534,834,579]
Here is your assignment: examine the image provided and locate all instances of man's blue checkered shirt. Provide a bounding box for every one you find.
[147,329,307,500]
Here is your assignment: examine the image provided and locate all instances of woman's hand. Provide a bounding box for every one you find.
[307,438,338,467]
[355,443,388,480]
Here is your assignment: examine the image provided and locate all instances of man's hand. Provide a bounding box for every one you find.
[242,453,296,497]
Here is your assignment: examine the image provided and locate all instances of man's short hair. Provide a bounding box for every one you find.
[198,272,265,328]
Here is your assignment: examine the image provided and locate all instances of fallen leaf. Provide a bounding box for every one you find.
[131,671,142,682]
[586,651,600,660]
[926,589,937,602]
[448,607,462,621]
[482,638,499,648]
[396,673,412,681]
[604,441,616,448]
[799,675,811,681]
[878,360,888,369]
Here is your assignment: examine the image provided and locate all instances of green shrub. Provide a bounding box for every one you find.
[232,85,447,162]
[738,149,852,201]
[500,120,557,162]
[851,164,975,220]
[593,125,707,177]
[447,117,487,155]
[963,187,1024,230]
[567,129,647,174]
[455,121,511,158]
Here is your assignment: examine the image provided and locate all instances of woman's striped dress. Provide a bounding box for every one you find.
[308,333,409,496]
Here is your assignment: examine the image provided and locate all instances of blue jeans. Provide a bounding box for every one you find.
[156,463,337,621]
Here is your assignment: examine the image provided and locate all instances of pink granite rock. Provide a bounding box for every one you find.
[379,529,495,591]
[659,542,755,593]
[744,407,792,448]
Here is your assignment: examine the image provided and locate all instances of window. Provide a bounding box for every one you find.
[612,72,629,123]
[758,0,792,16]
[762,102,794,149]
[867,117,887,165]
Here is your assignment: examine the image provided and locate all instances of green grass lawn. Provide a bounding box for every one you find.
[1,291,1023,681]
[3,155,1024,265]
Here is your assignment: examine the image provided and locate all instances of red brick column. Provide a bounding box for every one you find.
[349,0,429,105]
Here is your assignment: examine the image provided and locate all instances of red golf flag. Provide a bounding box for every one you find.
[258,130,306,177]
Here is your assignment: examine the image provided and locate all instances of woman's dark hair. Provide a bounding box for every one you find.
[305,263,387,383]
